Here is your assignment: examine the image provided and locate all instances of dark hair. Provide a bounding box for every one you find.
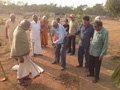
[94,21,103,27]
[65,19,68,22]
[83,16,90,21]
[56,18,60,21]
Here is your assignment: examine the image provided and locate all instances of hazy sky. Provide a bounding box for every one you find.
[12,0,106,7]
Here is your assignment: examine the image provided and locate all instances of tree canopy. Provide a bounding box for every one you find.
[0,0,119,17]
[105,0,120,16]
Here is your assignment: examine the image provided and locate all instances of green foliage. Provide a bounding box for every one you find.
[85,4,108,16]
[75,10,84,25]
[23,15,31,19]
[0,0,118,17]
[105,0,120,16]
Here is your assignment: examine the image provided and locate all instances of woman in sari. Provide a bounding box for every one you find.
[40,16,49,47]
[112,65,120,89]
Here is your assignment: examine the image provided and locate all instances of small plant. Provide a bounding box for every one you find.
[46,13,50,19]
[0,18,5,25]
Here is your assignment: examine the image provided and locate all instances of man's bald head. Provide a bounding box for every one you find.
[32,15,38,22]
[10,13,16,22]
[20,19,30,31]
[51,20,58,29]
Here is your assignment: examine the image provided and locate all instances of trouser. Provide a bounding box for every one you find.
[89,55,102,79]
[55,37,67,68]
[78,46,89,68]
[68,36,76,54]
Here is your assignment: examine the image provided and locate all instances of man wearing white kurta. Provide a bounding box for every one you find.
[30,15,42,56]
[5,13,19,48]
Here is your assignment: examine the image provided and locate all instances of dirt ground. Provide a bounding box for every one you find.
[0,15,120,90]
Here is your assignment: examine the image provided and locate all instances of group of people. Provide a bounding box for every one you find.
[50,15,108,84]
[5,14,49,57]
[5,13,119,88]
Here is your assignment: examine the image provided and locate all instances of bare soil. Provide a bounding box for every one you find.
[0,16,120,90]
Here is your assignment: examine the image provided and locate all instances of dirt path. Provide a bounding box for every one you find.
[0,20,120,90]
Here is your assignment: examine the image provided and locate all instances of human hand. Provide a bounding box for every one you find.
[67,34,72,37]
[20,57,24,63]
[6,35,8,39]
[52,43,55,47]
[31,39,35,42]
[99,56,103,61]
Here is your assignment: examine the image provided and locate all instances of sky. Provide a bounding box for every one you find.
[11,0,106,7]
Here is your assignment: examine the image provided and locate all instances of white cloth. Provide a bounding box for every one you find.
[17,55,44,80]
[30,21,42,54]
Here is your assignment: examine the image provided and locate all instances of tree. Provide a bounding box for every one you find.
[105,0,120,16]
[74,5,87,14]
[84,4,107,16]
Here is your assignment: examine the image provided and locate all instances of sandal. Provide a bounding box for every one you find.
[18,81,28,86]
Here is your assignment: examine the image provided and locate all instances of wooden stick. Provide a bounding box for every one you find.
[0,61,7,81]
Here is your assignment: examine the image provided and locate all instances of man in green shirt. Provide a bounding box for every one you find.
[87,21,108,83]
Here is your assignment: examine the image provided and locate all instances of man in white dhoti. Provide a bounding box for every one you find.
[5,13,19,48]
[11,19,44,86]
[30,15,42,56]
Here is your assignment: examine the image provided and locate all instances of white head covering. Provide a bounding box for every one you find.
[95,16,102,21]
[43,15,46,19]
[51,20,57,26]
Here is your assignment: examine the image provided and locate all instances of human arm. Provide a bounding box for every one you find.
[54,28,64,44]
[99,31,109,61]
[74,24,83,35]
[5,21,9,39]
[67,24,82,37]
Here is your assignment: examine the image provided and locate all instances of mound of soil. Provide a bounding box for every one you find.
[54,72,78,86]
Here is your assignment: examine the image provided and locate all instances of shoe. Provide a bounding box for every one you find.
[76,65,83,68]
[70,53,75,56]
[61,67,65,71]
[18,81,28,86]
[52,60,58,64]
[86,73,94,77]
[84,68,89,73]
[39,54,43,56]
[34,54,37,57]
[67,51,71,53]
[92,78,99,83]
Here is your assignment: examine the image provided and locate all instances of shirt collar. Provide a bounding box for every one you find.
[96,27,104,34]
[33,20,38,24]
[84,23,90,28]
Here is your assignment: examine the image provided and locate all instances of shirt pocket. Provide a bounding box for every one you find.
[94,34,103,43]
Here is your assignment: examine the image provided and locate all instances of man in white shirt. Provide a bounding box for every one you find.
[5,13,19,48]
[30,15,42,56]
[50,20,68,71]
